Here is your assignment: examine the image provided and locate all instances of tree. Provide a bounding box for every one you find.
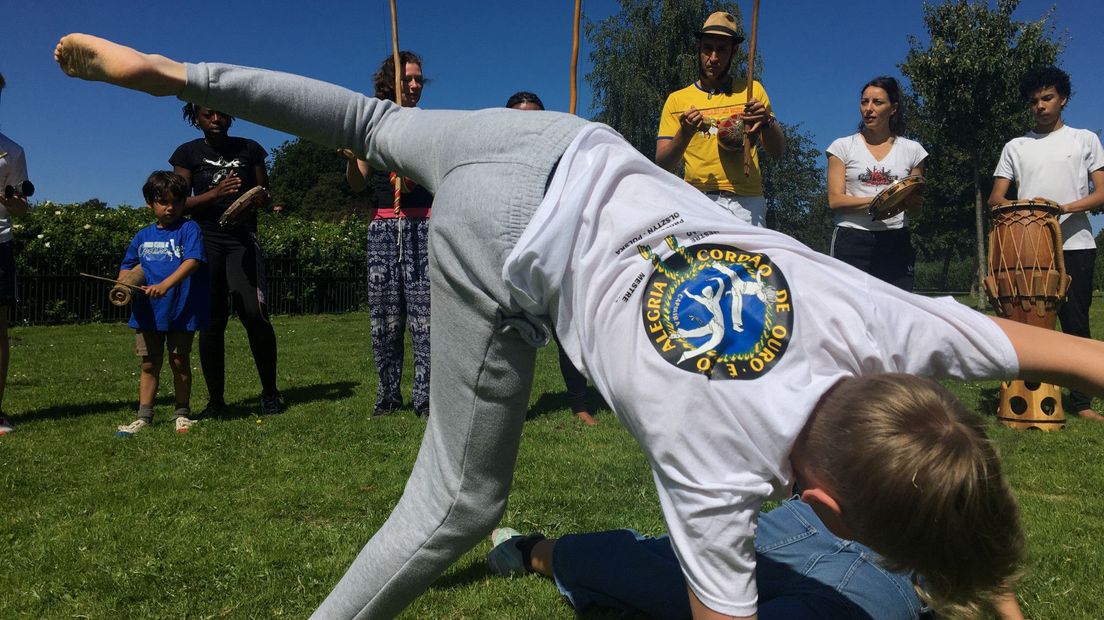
[763,123,833,252]
[586,0,745,156]
[267,138,371,220]
[900,0,1061,304]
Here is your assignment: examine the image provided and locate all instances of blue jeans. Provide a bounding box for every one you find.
[552,498,926,620]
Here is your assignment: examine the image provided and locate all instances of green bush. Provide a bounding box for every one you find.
[13,201,368,272]
[914,258,977,292]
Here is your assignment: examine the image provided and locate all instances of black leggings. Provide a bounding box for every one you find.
[199,229,279,402]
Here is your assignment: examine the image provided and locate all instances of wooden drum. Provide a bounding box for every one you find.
[983,199,1071,430]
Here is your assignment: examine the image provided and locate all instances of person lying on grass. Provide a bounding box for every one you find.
[487,495,1027,620]
[54,34,1104,620]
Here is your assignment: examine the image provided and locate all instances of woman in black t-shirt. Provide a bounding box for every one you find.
[170,104,283,416]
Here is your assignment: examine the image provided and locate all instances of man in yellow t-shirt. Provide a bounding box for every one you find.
[656,11,785,227]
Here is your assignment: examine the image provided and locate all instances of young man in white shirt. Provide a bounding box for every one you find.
[989,66,1104,420]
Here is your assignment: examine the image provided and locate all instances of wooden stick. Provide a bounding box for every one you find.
[390,0,403,215]
[79,272,142,290]
[742,0,760,176]
[569,0,582,114]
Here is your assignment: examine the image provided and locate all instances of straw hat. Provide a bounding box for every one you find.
[696,11,744,43]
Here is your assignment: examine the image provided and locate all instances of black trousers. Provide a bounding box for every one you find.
[199,228,279,403]
[830,226,916,292]
[1059,248,1097,412]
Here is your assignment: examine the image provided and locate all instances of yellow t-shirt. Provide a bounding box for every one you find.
[657,80,772,195]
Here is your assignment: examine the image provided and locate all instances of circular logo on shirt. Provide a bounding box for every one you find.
[639,239,793,380]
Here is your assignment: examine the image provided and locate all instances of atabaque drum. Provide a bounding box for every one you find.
[984,199,1071,430]
[983,199,1070,328]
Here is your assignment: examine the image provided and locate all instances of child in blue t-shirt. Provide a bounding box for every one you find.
[116,171,209,436]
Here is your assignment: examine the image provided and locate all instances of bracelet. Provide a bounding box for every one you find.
[765,115,778,128]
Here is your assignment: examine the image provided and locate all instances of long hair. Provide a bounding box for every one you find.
[373,51,424,103]
[802,374,1023,617]
[856,76,907,136]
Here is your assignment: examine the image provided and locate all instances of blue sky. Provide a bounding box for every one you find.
[5,0,1103,215]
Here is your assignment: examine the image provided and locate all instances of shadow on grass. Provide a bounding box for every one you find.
[979,385,1001,419]
[11,381,360,425]
[11,397,137,425]
[526,387,610,421]
[211,380,361,420]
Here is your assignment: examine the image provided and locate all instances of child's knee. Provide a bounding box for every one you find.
[168,352,190,373]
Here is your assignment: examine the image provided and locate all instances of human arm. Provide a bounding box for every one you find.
[1059,168,1104,214]
[988,176,1014,208]
[826,154,872,211]
[992,316,1104,397]
[143,258,199,299]
[339,148,373,192]
[689,589,756,620]
[656,105,709,172]
[172,165,242,214]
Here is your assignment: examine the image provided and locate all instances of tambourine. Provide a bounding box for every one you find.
[867,175,924,221]
[219,185,266,227]
[3,180,35,199]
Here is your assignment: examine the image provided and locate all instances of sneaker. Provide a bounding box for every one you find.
[260,393,286,416]
[487,528,544,577]
[116,418,148,437]
[174,416,197,433]
[198,402,227,419]
[0,416,14,435]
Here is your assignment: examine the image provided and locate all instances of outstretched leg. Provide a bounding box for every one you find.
[54,34,185,96]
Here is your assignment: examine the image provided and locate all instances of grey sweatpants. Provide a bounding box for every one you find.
[182,63,587,618]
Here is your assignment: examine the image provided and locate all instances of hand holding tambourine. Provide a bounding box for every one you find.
[219,185,270,227]
[868,175,925,221]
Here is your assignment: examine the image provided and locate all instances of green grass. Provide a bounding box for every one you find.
[1,302,1103,619]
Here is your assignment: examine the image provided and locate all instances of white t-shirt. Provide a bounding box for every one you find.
[993,125,1104,250]
[504,125,1018,617]
[826,134,928,231]
[0,132,28,244]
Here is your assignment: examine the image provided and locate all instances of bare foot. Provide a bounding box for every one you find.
[1076,409,1104,422]
[575,411,598,426]
[54,33,185,97]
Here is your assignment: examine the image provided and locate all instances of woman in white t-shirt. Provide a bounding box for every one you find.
[826,76,928,291]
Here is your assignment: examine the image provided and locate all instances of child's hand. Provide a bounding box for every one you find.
[143,283,168,299]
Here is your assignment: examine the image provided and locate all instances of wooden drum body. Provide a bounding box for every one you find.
[983,200,1070,328]
[983,200,1070,430]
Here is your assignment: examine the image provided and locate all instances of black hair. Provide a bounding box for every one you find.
[857,76,907,136]
[505,91,544,110]
[182,103,234,129]
[142,171,189,205]
[1019,66,1071,102]
[0,73,6,91]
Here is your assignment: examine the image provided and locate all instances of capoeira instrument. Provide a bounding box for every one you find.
[219,185,266,227]
[742,0,760,175]
[81,266,146,306]
[867,175,924,221]
[4,179,35,199]
[983,199,1071,430]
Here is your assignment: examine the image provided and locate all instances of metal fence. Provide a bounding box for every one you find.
[12,251,367,325]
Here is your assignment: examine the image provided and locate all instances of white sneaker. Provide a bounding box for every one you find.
[0,416,14,435]
[116,418,148,437]
[174,416,197,433]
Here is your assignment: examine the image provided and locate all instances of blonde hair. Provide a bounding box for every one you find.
[802,374,1023,615]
